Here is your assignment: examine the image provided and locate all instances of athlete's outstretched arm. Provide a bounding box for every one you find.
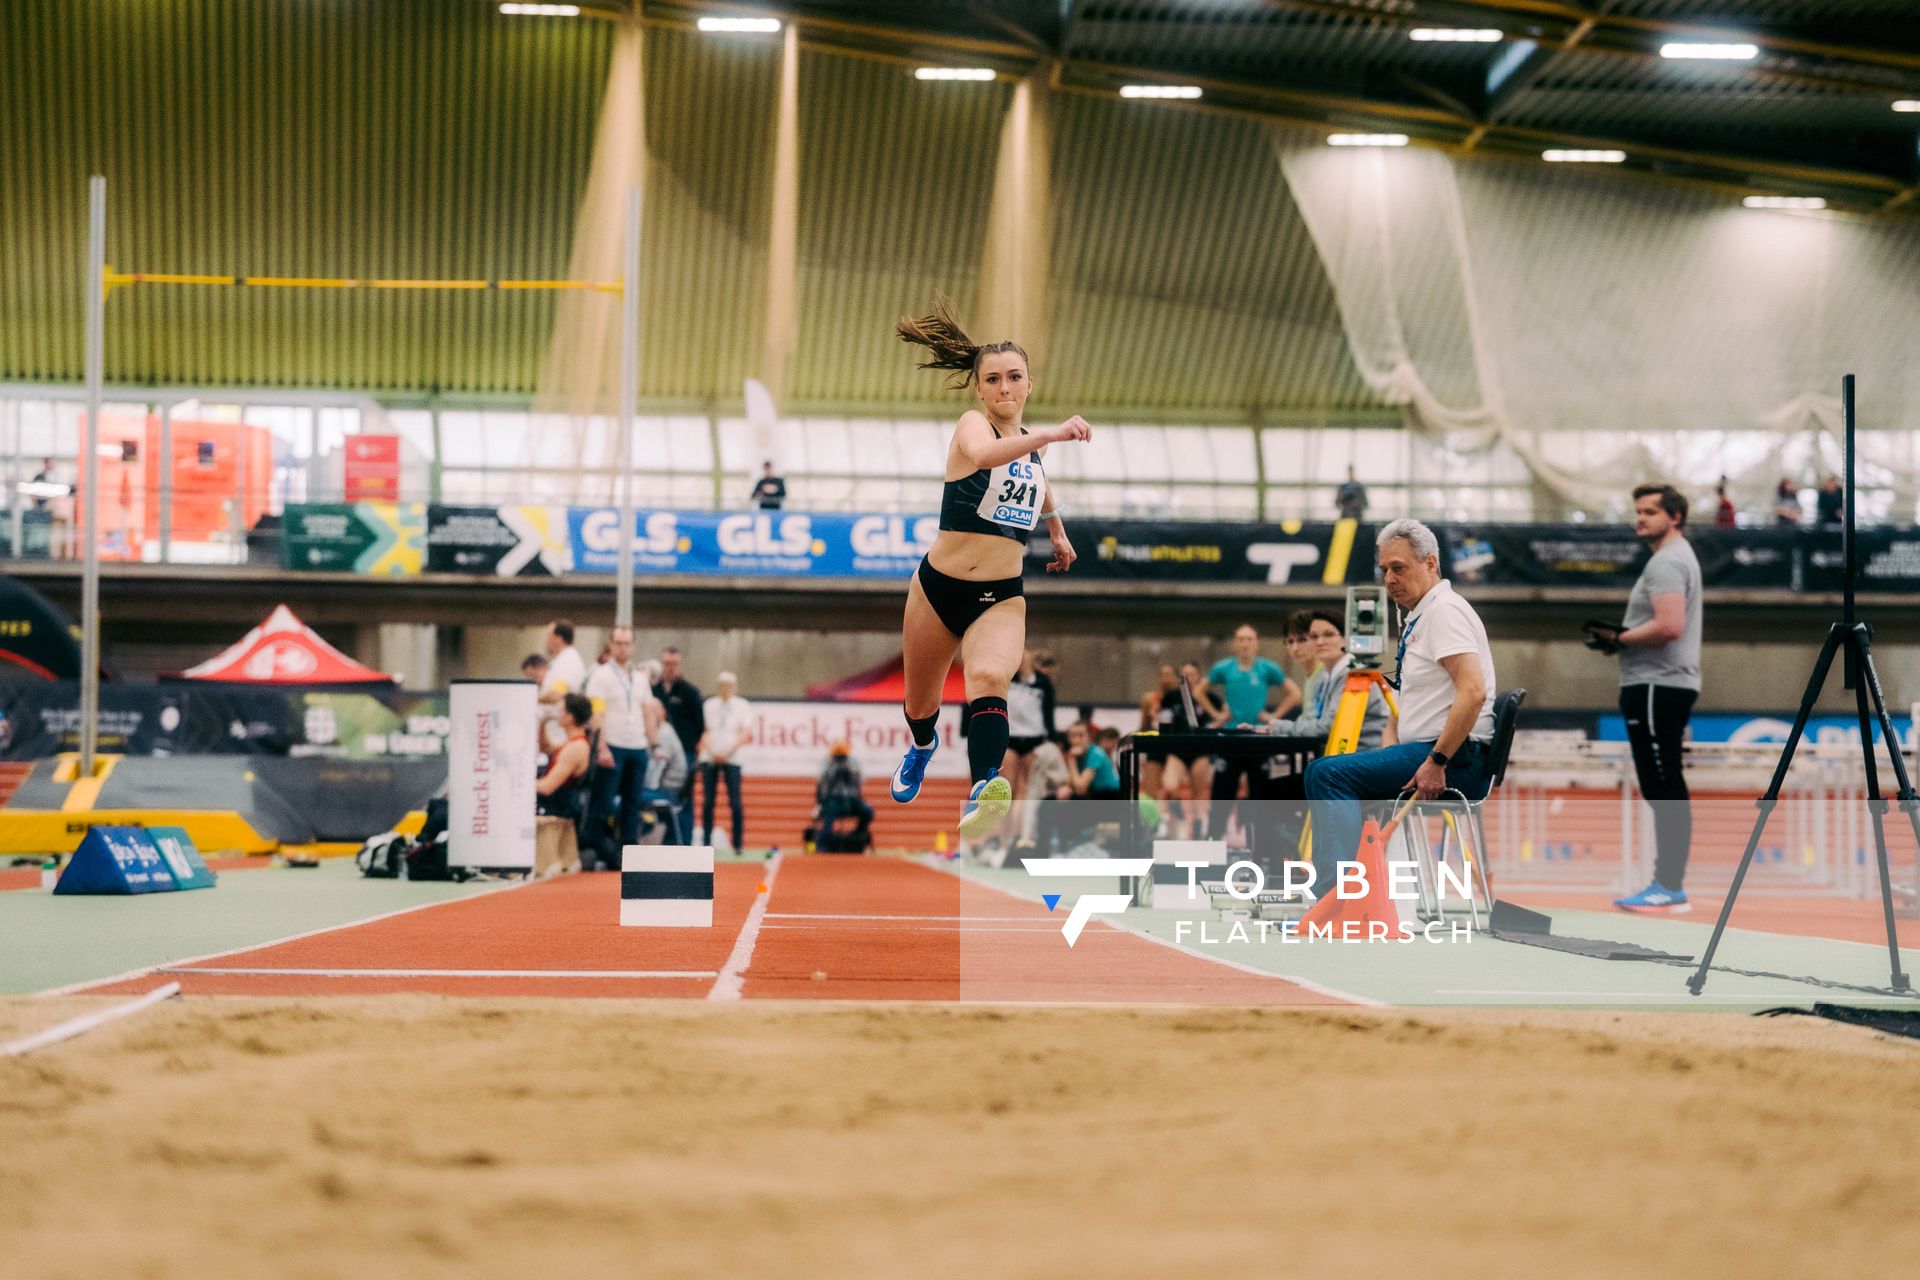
[1041,476,1075,573]
[953,411,1092,472]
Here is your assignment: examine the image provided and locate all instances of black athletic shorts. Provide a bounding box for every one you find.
[1008,735,1049,756]
[916,557,1024,638]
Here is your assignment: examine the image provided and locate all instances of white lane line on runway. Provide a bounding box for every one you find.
[709,851,784,1001]
[3,982,182,1057]
[160,967,716,980]
[1436,989,1844,1001]
[35,879,530,998]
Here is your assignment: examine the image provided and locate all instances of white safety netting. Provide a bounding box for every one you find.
[1274,126,1920,516]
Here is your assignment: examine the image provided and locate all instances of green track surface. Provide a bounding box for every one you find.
[0,861,496,996]
[948,861,1920,1012]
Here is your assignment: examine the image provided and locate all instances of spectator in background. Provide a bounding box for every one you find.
[809,742,873,853]
[652,648,705,846]
[532,692,595,877]
[537,620,587,749]
[1004,649,1057,806]
[1054,720,1122,801]
[1773,478,1802,526]
[1207,625,1300,841]
[1816,475,1844,527]
[520,653,548,685]
[535,693,593,820]
[1714,477,1737,528]
[1335,466,1369,522]
[1281,609,1320,701]
[583,625,663,869]
[751,462,787,510]
[644,726,690,844]
[698,671,754,852]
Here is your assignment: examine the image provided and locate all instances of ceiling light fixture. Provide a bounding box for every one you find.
[1660,42,1758,61]
[1409,29,1502,43]
[1328,133,1410,147]
[1542,149,1626,163]
[697,16,782,34]
[1119,85,1203,99]
[499,4,580,15]
[914,68,996,82]
[1743,195,1826,210]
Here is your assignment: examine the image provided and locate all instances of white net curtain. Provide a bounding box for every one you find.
[1274,125,1920,519]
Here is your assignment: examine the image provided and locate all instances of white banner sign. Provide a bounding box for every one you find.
[733,701,1140,780]
[448,680,538,868]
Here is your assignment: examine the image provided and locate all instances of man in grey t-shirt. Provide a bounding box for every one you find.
[1603,483,1703,913]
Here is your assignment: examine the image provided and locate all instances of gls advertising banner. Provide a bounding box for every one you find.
[566,509,939,577]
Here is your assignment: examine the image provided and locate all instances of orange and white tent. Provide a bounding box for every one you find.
[178,604,397,685]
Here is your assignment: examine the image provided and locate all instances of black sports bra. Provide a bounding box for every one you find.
[938,427,1046,544]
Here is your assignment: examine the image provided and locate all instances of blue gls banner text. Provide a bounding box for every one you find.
[566,509,939,578]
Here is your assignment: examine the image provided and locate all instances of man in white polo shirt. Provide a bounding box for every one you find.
[698,672,754,852]
[537,619,587,751]
[583,625,664,868]
[1304,518,1496,895]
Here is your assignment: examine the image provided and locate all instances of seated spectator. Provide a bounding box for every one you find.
[809,742,873,853]
[520,652,548,684]
[533,693,593,876]
[1055,720,1122,801]
[535,693,593,819]
[642,725,690,844]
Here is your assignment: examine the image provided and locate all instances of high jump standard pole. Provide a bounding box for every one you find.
[615,185,640,629]
[79,175,105,778]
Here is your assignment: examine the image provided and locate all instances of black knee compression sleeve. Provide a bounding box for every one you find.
[904,709,940,749]
[966,696,1010,784]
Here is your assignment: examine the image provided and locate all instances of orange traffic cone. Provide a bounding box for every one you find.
[1299,795,1414,938]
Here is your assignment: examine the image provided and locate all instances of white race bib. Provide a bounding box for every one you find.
[976,455,1043,531]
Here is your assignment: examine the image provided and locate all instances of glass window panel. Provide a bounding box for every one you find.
[660,415,712,472]
[893,420,946,475]
[435,412,490,467]
[846,419,900,477]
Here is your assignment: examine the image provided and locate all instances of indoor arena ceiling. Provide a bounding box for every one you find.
[702,0,1920,209]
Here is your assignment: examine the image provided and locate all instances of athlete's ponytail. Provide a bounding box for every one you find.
[896,293,1028,389]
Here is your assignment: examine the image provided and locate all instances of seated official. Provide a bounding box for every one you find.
[1304,519,1495,893]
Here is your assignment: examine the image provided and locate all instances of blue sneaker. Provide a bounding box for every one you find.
[891,739,937,803]
[1613,881,1690,914]
[957,771,1013,841]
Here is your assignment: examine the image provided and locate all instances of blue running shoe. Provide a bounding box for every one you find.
[957,771,1013,841]
[891,739,937,803]
[1613,881,1690,914]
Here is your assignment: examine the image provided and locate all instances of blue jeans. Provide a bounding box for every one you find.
[700,762,744,851]
[1303,740,1491,895]
[587,746,649,866]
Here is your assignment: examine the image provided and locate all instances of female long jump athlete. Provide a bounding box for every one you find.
[888,296,1092,839]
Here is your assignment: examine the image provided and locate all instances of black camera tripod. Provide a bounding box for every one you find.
[1689,376,1919,996]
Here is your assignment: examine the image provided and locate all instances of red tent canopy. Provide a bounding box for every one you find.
[806,654,967,703]
[178,604,397,685]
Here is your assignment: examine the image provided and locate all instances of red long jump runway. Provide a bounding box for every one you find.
[87,856,1348,1005]
[742,856,1350,1005]
[90,866,765,999]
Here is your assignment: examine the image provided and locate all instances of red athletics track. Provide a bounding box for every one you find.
[87,856,1348,1006]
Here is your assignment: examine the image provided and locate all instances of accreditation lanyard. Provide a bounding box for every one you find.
[1386,617,1421,692]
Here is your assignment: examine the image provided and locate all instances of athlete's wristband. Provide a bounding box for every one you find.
[1040,503,1067,520]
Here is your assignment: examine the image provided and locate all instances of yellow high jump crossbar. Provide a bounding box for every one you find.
[102,269,622,295]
